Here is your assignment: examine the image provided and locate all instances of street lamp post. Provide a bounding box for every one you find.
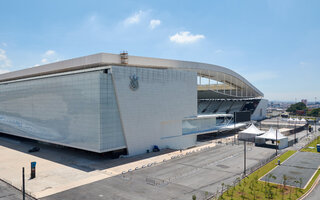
[22,167,25,200]
[315,118,317,134]
[244,140,246,175]
[276,117,279,155]
[294,119,297,143]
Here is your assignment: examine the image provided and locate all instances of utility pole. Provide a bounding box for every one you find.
[294,119,297,143]
[315,118,317,134]
[234,113,236,145]
[315,97,317,134]
[260,121,261,130]
[22,167,25,200]
[244,140,246,176]
[276,117,279,155]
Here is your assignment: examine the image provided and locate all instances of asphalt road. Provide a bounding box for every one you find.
[305,180,320,200]
[41,143,275,200]
[0,180,34,200]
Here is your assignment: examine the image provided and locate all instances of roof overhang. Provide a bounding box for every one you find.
[0,53,263,98]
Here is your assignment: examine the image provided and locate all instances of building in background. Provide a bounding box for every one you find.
[0,53,267,155]
[301,99,308,105]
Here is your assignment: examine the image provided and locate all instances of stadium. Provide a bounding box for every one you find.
[0,53,267,155]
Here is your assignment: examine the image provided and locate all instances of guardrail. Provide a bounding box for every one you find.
[206,151,279,200]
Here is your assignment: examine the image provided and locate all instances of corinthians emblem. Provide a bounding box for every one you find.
[129,74,139,91]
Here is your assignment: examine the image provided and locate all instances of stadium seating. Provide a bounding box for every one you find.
[227,101,245,114]
[197,99,260,115]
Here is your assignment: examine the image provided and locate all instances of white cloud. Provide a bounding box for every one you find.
[0,48,11,68]
[299,61,307,65]
[169,31,205,44]
[40,50,59,64]
[44,50,56,57]
[214,49,224,54]
[41,58,48,63]
[298,61,314,69]
[149,19,161,29]
[124,10,146,25]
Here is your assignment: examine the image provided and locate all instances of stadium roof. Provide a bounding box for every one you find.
[0,53,263,98]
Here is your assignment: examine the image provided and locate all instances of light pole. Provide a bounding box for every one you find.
[315,118,317,134]
[244,140,246,175]
[22,167,25,200]
[234,113,236,145]
[276,117,279,155]
[294,119,297,143]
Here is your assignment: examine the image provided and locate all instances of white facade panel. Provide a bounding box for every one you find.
[99,72,126,151]
[252,99,268,121]
[111,66,197,155]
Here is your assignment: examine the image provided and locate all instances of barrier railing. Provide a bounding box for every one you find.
[206,151,279,200]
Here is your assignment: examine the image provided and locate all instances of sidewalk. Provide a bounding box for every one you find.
[0,134,237,199]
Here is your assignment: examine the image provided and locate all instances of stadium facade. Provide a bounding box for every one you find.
[0,53,267,155]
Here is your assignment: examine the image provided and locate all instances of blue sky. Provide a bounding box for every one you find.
[0,0,319,101]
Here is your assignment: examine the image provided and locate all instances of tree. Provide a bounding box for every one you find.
[221,182,225,196]
[282,175,288,200]
[226,185,231,196]
[266,174,277,199]
[252,175,259,200]
[240,184,245,200]
[298,177,303,193]
[230,185,235,200]
[192,194,196,200]
[235,177,241,187]
[286,102,307,115]
[294,180,299,196]
[307,108,320,117]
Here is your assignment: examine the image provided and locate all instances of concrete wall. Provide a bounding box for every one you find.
[111,66,197,155]
[99,72,127,151]
[252,99,268,121]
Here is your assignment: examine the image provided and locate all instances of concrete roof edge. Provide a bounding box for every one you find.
[0,52,263,96]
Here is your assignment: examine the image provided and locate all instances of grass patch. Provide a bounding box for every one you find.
[301,135,320,153]
[214,150,320,200]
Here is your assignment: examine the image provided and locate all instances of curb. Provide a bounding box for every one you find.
[0,178,36,200]
[298,169,320,200]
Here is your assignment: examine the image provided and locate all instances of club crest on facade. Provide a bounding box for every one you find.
[129,74,139,91]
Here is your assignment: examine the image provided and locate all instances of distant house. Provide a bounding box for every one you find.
[296,110,306,115]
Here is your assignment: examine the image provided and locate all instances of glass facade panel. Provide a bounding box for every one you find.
[0,70,126,152]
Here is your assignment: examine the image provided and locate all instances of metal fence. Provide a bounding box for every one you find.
[206,151,279,200]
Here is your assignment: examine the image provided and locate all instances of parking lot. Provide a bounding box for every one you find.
[261,151,320,188]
